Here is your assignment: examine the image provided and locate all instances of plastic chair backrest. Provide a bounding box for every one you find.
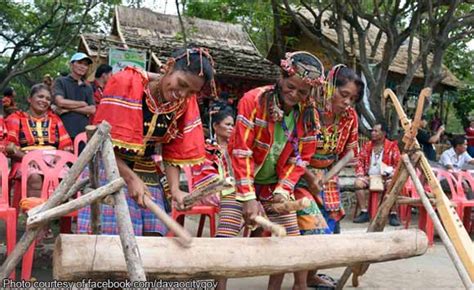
[0,153,9,206]
[456,171,474,200]
[183,166,193,192]
[73,132,87,157]
[20,150,77,200]
[432,168,459,199]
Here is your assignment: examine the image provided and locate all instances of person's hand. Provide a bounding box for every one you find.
[172,189,189,211]
[242,199,263,228]
[272,193,290,214]
[438,125,445,133]
[126,174,151,207]
[308,174,323,195]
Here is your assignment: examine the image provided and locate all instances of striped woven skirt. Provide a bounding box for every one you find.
[77,165,169,236]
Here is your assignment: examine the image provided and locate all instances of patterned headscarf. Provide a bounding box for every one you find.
[319,64,347,113]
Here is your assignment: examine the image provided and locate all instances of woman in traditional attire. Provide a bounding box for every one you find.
[5,84,73,201]
[77,47,215,236]
[229,51,324,290]
[294,65,364,288]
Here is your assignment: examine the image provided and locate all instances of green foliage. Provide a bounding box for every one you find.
[0,0,120,97]
[444,42,474,128]
[184,0,274,54]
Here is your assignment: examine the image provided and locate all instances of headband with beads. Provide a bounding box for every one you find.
[165,47,218,98]
[280,51,326,87]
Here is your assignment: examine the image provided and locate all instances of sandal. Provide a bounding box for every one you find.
[307,274,337,289]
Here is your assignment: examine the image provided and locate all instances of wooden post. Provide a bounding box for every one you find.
[402,154,473,288]
[86,125,101,234]
[0,122,111,280]
[53,230,428,280]
[143,196,192,247]
[101,138,147,282]
[27,178,125,229]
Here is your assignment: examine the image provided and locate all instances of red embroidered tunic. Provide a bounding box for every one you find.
[355,139,400,177]
[93,67,206,175]
[5,111,72,152]
[228,86,318,201]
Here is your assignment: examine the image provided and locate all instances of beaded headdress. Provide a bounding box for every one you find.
[163,47,218,98]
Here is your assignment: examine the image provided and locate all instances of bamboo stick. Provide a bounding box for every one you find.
[143,196,192,247]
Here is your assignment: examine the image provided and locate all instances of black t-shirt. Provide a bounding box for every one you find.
[417,129,436,161]
[53,75,94,138]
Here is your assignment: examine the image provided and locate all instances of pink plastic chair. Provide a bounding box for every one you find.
[453,171,474,231]
[403,172,435,246]
[19,150,77,280]
[73,132,87,157]
[0,153,16,279]
[168,166,219,237]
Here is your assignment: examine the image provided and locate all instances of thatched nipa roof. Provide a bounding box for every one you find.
[82,6,279,82]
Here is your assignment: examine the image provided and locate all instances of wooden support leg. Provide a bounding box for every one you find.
[0,122,111,280]
[86,125,101,235]
[101,138,147,282]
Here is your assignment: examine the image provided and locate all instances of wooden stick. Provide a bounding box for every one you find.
[402,154,473,288]
[143,196,192,247]
[101,138,147,282]
[86,125,101,235]
[183,177,235,208]
[272,197,311,213]
[322,150,355,184]
[27,178,125,229]
[28,178,89,217]
[54,230,428,280]
[0,121,111,280]
[253,216,286,237]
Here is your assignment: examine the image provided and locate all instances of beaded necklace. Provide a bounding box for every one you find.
[319,110,340,153]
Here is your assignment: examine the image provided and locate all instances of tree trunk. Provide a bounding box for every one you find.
[271,0,284,60]
[53,230,428,281]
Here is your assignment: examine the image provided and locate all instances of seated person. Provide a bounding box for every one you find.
[353,122,401,226]
[439,135,474,199]
[5,84,73,205]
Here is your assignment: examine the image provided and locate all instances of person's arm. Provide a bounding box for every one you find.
[54,95,89,110]
[115,154,149,207]
[439,151,454,171]
[165,165,188,210]
[69,105,96,116]
[428,125,445,144]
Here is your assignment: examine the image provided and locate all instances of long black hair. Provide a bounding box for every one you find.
[334,67,364,103]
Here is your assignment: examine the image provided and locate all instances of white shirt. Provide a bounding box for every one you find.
[368,149,384,176]
[439,148,473,171]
